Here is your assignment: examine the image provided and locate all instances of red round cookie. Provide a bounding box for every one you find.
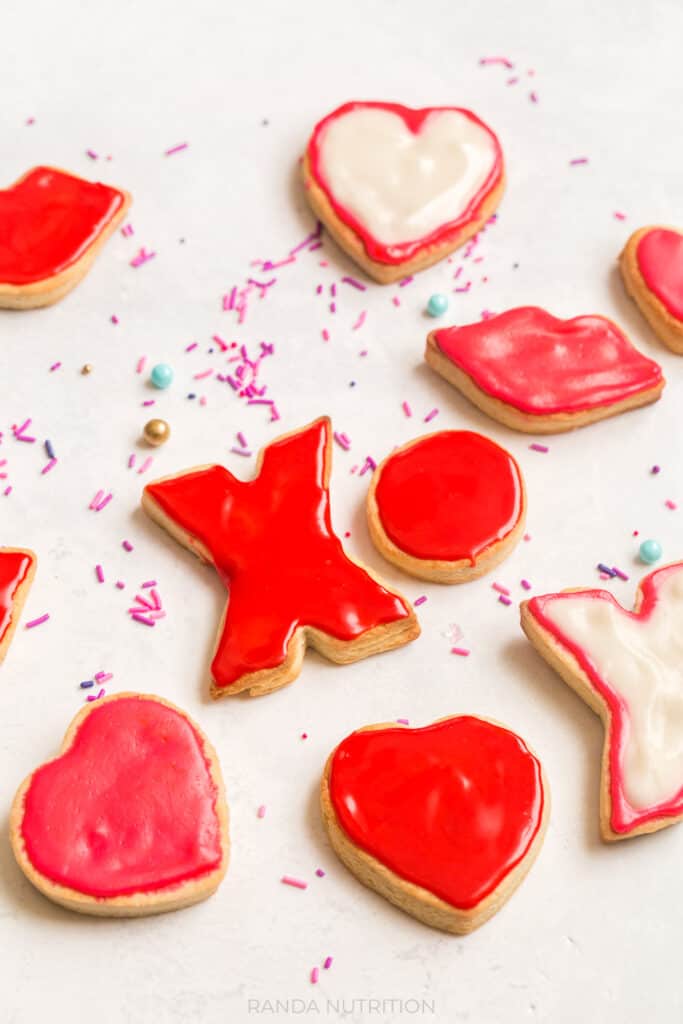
[367,430,525,582]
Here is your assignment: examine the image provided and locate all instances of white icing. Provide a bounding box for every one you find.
[317,108,498,248]
[541,568,683,811]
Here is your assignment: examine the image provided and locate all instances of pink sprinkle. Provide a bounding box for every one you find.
[521,579,532,590]
[498,595,512,607]
[130,247,156,268]
[211,334,229,352]
[185,342,198,352]
[122,540,134,552]
[524,533,532,542]
[323,957,333,970]
[128,453,136,469]
[530,443,549,453]
[507,76,519,85]
[333,432,351,451]
[96,492,113,511]
[136,356,147,374]
[451,646,470,656]
[612,567,629,581]
[301,732,308,740]
[121,223,134,237]
[85,149,98,160]
[492,583,510,596]
[230,447,252,456]
[49,361,62,372]
[321,328,330,342]
[41,458,57,475]
[330,302,336,314]
[352,310,367,331]
[665,499,677,510]
[142,399,156,407]
[137,456,153,475]
[89,489,104,509]
[414,596,427,607]
[396,718,410,725]
[281,876,307,890]
[311,968,319,985]
[479,55,514,68]
[141,580,157,589]
[115,581,126,590]
[94,671,113,683]
[193,369,214,380]
[392,296,401,307]
[257,805,266,819]
[25,613,49,629]
[165,142,189,156]
[86,688,106,702]
[131,612,156,627]
[236,431,248,448]
[111,314,119,325]
[402,401,412,418]
[614,211,627,220]
[3,486,12,497]
[341,276,367,291]
[530,91,539,103]
[95,564,105,584]
[315,869,325,878]
[569,157,589,166]
[424,408,439,423]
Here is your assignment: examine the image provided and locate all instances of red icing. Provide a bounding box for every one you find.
[144,419,413,691]
[373,431,523,564]
[636,228,683,321]
[20,696,223,898]
[0,550,34,645]
[528,563,683,835]
[0,166,126,285]
[329,716,545,910]
[434,307,663,415]
[307,101,503,265]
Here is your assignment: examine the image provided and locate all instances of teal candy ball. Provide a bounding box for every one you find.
[639,539,662,564]
[426,293,448,317]
[150,363,174,389]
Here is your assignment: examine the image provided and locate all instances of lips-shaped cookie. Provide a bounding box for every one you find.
[10,693,229,916]
[321,716,549,933]
[0,548,36,665]
[620,226,683,353]
[0,166,131,309]
[302,101,504,283]
[425,307,664,433]
[367,430,525,582]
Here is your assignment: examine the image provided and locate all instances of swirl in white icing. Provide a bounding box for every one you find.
[539,568,683,811]
[317,108,498,247]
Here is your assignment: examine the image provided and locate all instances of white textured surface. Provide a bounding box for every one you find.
[1,2,683,1022]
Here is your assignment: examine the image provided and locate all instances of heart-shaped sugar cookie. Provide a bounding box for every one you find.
[620,226,683,353]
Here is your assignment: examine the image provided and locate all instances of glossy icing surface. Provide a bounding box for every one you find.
[0,550,34,644]
[21,697,223,898]
[373,431,523,564]
[636,228,683,321]
[145,419,413,690]
[434,307,663,415]
[329,716,545,910]
[0,166,126,285]
[528,563,683,834]
[308,102,502,264]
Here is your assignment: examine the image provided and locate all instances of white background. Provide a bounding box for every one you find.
[1,1,683,1022]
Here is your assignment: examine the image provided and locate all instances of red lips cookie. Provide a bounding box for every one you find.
[321,716,549,933]
[620,227,683,352]
[366,430,525,582]
[0,548,36,665]
[302,101,504,283]
[10,693,229,915]
[0,166,131,309]
[425,307,664,433]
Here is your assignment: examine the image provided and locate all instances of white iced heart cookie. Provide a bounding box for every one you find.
[521,562,683,840]
[302,101,504,284]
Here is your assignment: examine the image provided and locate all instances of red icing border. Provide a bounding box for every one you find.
[307,101,503,266]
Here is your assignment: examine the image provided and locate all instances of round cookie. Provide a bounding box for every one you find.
[367,430,525,583]
[321,715,549,934]
[302,101,504,284]
[620,226,683,353]
[10,693,230,915]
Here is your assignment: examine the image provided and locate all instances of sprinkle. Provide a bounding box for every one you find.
[529,91,539,103]
[130,247,156,268]
[41,458,57,475]
[128,453,136,469]
[137,456,153,475]
[569,157,589,166]
[315,869,325,878]
[44,440,56,459]
[424,408,439,423]
[398,276,414,287]
[665,499,677,510]
[311,968,319,985]
[94,671,113,684]
[257,805,266,819]
[111,314,119,325]
[352,310,367,331]
[396,718,410,725]
[121,223,134,237]
[211,334,229,352]
[479,55,514,68]
[185,341,198,353]
[3,486,11,496]
[86,688,106,702]
[498,595,512,606]
[524,533,532,542]
[131,613,156,627]
[95,564,105,583]
[323,957,333,970]
[25,613,49,629]
[492,583,510,596]
[49,361,62,372]
[136,356,147,374]
[401,401,413,418]
[614,211,627,221]
[341,276,367,291]
[193,368,214,380]
[141,580,157,589]
[358,456,377,476]
[301,732,308,740]
[612,567,629,581]
[85,148,98,160]
[236,431,248,448]
[414,595,427,607]
[451,646,471,656]
[95,492,113,511]
[122,540,134,552]
[651,465,661,474]
[165,142,189,156]
[333,432,351,451]
[281,876,307,890]
[230,446,252,456]
[529,443,549,453]
[321,328,330,342]
[521,579,532,590]
[80,680,95,689]
[392,296,401,307]
[142,399,156,407]
[597,563,617,577]
[115,581,125,589]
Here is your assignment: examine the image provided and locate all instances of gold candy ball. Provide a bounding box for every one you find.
[143,418,171,447]
[81,363,93,375]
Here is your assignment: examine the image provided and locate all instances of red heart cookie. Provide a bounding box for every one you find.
[367,430,525,582]
[0,548,36,664]
[322,716,548,933]
[425,307,664,433]
[0,166,130,309]
[11,694,229,916]
[302,102,504,283]
[620,226,683,353]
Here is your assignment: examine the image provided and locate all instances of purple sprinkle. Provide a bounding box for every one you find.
[651,465,661,475]
[520,579,532,590]
[122,540,134,552]
[315,869,326,878]
[341,276,367,292]
[424,408,439,423]
[529,443,549,453]
[165,142,189,156]
[498,595,512,606]
[396,718,410,725]
[398,276,414,287]
[95,564,105,583]
[230,447,252,456]
[569,157,589,165]
[25,613,49,629]
[45,439,56,459]
[80,680,95,689]
[323,957,333,970]
[414,596,427,607]
[597,563,617,577]
[612,567,630,581]
[86,688,106,702]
